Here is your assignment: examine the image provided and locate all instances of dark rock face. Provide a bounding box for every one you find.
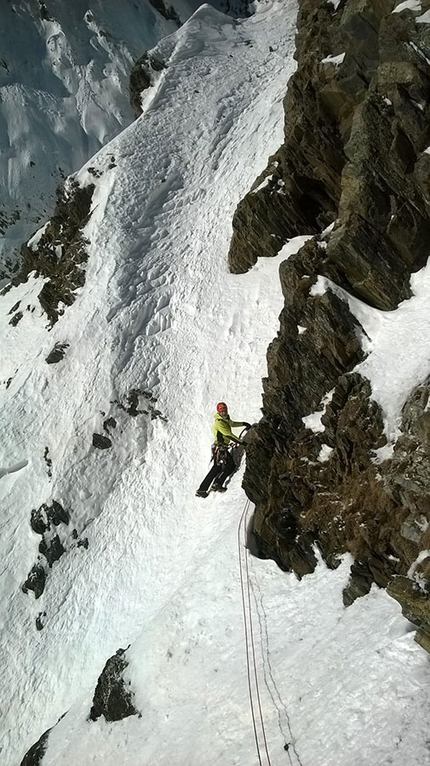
[230,0,430,646]
[20,713,67,765]
[228,1,345,273]
[22,500,87,610]
[89,648,140,722]
[19,727,51,766]
[9,309,23,326]
[148,0,180,24]
[92,433,113,450]
[45,342,69,364]
[129,52,166,118]
[229,0,430,304]
[22,564,46,600]
[16,179,94,325]
[31,501,70,534]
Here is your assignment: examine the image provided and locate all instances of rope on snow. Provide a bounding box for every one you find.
[238,498,272,766]
[237,498,304,766]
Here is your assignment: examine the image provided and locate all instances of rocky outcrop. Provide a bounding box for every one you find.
[19,713,67,766]
[231,0,430,647]
[89,648,140,722]
[148,0,180,24]
[22,500,88,613]
[45,342,69,364]
[129,52,166,117]
[15,179,94,325]
[20,727,51,766]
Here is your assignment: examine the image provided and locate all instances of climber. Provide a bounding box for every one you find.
[195,402,251,498]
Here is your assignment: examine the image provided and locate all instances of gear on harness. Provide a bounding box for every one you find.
[211,444,229,466]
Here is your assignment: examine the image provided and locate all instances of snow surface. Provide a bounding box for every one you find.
[302,389,334,434]
[0,0,238,277]
[2,1,430,765]
[392,0,422,13]
[320,52,345,66]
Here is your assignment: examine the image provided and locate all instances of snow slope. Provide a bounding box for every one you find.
[1,1,430,765]
[0,0,240,277]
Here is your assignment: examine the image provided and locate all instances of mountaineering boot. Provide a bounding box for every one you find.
[195,489,209,498]
[212,484,227,493]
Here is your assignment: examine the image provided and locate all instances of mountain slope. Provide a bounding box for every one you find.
[0,0,248,279]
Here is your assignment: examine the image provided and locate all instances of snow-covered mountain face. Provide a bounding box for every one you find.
[3,1,430,765]
[0,0,250,281]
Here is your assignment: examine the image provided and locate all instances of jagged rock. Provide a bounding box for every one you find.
[112,388,167,420]
[30,508,49,535]
[19,727,51,766]
[22,564,46,599]
[43,446,52,477]
[25,501,70,598]
[129,53,166,117]
[89,648,140,722]
[103,417,117,433]
[9,310,23,326]
[148,0,180,24]
[8,300,20,314]
[36,611,46,631]
[39,535,65,567]
[384,379,430,516]
[0,209,20,238]
[228,1,346,273]
[20,713,67,766]
[16,179,95,324]
[343,560,373,607]
[92,433,112,450]
[45,342,69,364]
[38,2,53,22]
[30,500,70,534]
[229,0,430,303]
[343,552,400,606]
[48,501,70,525]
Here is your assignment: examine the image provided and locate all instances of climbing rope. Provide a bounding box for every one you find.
[237,498,304,766]
[238,498,272,766]
[250,574,304,766]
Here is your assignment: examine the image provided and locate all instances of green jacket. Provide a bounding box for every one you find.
[213,412,245,446]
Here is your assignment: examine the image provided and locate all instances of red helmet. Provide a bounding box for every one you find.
[216,402,228,413]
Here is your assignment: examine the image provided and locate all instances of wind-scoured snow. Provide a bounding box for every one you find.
[1,1,430,765]
[0,0,231,276]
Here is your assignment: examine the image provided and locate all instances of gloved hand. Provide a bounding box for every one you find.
[242,422,251,430]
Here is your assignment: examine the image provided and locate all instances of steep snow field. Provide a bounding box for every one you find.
[2,2,430,765]
[0,0,226,276]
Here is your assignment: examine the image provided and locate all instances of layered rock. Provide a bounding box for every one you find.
[230,0,430,648]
